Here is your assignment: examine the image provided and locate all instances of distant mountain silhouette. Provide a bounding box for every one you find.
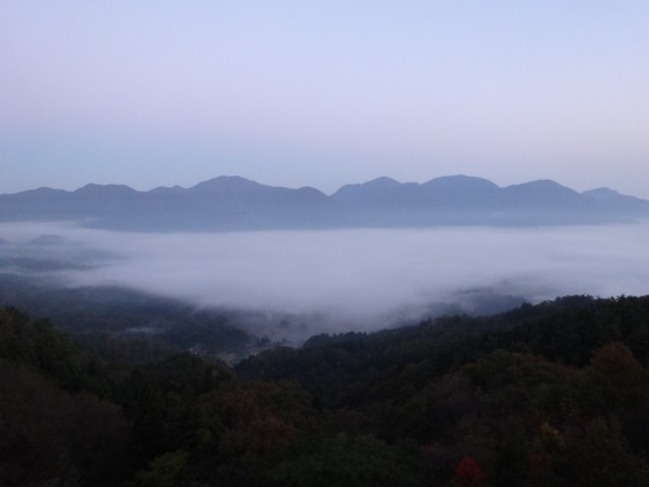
[332,175,649,226]
[1,175,648,231]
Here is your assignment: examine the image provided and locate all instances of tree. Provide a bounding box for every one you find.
[452,456,485,487]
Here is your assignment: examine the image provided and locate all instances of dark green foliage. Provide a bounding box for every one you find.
[267,435,426,487]
[0,274,253,361]
[5,295,649,486]
[0,306,111,395]
[236,296,649,485]
[127,450,189,487]
[0,359,132,487]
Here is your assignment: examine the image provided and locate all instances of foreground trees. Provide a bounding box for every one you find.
[3,295,649,485]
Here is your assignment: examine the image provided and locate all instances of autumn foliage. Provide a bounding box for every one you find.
[5,295,649,485]
[452,457,485,486]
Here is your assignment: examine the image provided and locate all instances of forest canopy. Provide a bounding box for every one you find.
[3,295,649,486]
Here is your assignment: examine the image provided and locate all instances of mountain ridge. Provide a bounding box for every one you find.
[1,175,648,231]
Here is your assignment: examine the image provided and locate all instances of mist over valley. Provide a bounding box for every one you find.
[3,175,649,353]
[6,4,649,482]
[2,220,649,350]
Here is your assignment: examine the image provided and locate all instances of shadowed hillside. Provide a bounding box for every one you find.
[3,295,649,485]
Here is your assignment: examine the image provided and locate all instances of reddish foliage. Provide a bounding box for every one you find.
[453,456,485,487]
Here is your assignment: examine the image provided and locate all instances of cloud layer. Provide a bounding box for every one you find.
[2,222,649,335]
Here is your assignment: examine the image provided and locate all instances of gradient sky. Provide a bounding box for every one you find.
[2,1,648,197]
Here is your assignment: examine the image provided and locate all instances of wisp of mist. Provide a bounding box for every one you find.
[2,222,649,334]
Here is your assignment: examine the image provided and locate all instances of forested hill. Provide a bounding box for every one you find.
[4,295,649,486]
[237,295,649,406]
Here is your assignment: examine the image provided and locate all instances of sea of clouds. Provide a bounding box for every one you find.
[2,222,649,333]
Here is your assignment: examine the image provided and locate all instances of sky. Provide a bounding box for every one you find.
[2,1,649,197]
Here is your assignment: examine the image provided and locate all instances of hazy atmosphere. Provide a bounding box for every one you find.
[5,4,649,485]
[3,222,649,338]
[2,2,649,197]
[2,2,649,337]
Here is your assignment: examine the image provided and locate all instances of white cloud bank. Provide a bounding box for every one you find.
[2,222,649,331]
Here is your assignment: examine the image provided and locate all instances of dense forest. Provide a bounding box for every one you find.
[3,295,649,486]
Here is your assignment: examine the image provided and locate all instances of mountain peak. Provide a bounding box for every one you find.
[504,179,578,195]
[2,174,648,230]
[189,176,261,193]
[74,183,137,197]
[331,177,412,202]
[423,175,499,191]
[582,187,621,199]
[363,176,402,187]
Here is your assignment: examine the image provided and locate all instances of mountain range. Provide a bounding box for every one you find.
[1,175,648,231]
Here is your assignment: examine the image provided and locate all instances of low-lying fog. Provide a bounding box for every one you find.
[2,222,649,336]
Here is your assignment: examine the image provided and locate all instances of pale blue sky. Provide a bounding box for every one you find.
[2,1,648,196]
